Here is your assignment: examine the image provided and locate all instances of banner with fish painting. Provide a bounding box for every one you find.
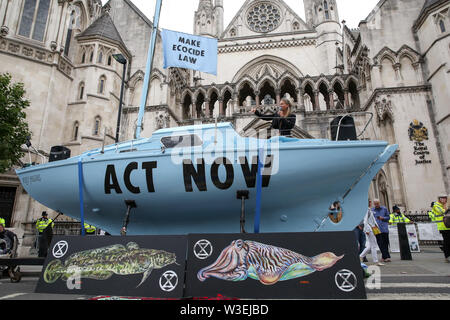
[185,232,367,299]
[35,235,187,298]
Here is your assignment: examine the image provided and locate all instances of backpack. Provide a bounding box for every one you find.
[444,210,450,229]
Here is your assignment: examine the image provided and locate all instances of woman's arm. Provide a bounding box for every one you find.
[254,110,278,121]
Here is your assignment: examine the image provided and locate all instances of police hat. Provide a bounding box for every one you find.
[392,205,400,212]
[438,194,448,199]
[42,211,48,217]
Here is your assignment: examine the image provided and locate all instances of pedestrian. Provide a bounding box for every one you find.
[354,200,369,260]
[360,201,384,266]
[36,211,54,257]
[0,224,15,255]
[372,199,391,262]
[250,97,296,137]
[429,194,450,262]
[389,205,412,226]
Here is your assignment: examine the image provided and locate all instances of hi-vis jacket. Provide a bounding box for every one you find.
[84,223,96,234]
[389,213,411,226]
[36,218,54,233]
[428,202,450,231]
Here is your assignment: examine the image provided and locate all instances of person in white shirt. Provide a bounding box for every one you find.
[360,200,385,266]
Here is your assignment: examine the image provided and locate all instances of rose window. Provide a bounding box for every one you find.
[247,3,281,33]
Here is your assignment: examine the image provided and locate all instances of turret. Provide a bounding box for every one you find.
[304,0,340,27]
[194,0,222,38]
[214,0,224,37]
[304,0,342,74]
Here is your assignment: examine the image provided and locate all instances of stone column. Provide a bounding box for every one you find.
[191,100,196,119]
[255,91,260,109]
[204,98,210,118]
[276,89,281,105]
[328,89,335,110]
[219,98,224,116]
[344,89,350,109]
[233,93,239,114]
[297,88,304,111]
[314,90,320,111]
[0,0,11,36]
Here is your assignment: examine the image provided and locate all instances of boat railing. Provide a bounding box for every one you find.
[24,145,47,166]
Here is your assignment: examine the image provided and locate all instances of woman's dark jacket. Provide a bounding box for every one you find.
[254,110,296,136]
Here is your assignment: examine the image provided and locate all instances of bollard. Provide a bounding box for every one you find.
[397,223,412,260]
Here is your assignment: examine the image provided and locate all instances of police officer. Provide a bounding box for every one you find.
[0,217,5,227]
[84,223,96,235]
[389,206,412,226]
[36,212,54,257]
[429,194,450,262]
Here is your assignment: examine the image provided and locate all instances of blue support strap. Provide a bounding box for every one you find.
[78,160,86,236]
[254,147,264,234]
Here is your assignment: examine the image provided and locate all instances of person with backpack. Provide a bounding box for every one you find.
[429,194,450,263]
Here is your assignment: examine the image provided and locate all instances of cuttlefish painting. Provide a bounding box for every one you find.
[198,240,344,285]
[44,242,177,288]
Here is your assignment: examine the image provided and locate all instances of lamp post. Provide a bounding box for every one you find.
[113,53,127,143]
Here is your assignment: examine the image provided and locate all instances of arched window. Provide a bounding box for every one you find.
[81,52,86,64]
[73,122,79,141]
[107,55,112,66]
[64,11,75,56]
[93,116,101,136]
[90,51,94,63]
[98,51,103,64]
[64,5,83,57]
[98,76,106,94]
[18,0,50,41]
[439,19,446,33]
[324,1,330,20]
[78,82,85,100]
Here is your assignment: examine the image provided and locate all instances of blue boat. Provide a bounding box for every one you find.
[16,122,397,235]
[15,1,398,236]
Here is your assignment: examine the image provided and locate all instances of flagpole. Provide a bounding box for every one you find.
[135,0,163,139]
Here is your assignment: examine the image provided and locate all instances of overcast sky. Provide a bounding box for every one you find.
[103,0,380,32]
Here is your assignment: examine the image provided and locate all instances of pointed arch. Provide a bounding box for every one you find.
[232,55,303,84]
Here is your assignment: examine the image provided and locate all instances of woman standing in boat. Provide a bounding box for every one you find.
[251,98,296,137]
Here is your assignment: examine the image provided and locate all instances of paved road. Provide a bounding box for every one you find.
[1,247,449,300]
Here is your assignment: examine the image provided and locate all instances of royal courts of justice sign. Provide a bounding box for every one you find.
[162,29,218,75]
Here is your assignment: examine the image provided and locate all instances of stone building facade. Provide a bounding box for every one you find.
[0,0,448,244]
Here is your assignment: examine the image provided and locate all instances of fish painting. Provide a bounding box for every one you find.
[198,240,344,285]
[44,242,177,287]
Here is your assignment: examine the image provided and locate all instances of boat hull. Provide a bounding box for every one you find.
[16,138,397,236]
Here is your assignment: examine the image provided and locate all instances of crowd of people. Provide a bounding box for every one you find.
[354,194,450,265]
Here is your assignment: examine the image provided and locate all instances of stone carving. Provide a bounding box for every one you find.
[375,96,394,121]
[156,112,171,129]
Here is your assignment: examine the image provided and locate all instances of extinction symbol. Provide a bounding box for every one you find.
[335,269,357,292]
[52,241,69,258]
[193,239,213,260]
[159,271,178,292]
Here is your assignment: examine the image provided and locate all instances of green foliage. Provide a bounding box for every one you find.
[0,73,32,173]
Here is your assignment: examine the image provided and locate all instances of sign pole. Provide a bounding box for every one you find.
[136,0,163,139]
